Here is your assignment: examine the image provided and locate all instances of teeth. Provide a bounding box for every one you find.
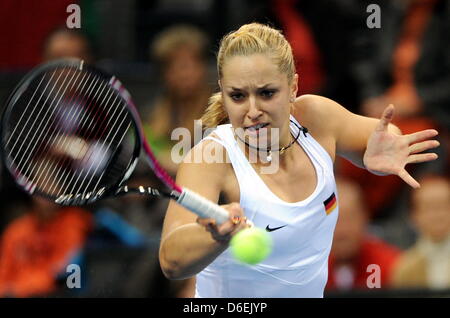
[248,123,267,130]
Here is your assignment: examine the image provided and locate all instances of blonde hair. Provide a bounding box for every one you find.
[201,23,296,128]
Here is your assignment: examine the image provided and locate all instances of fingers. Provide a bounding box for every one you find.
[196,217,216,228]
[407,153,439,164]
[219,203,248,235]
[375,104,395,132]
[406,129,439,144]
[409,140,440,154]
[401,137,439,189]
[196,202,248,242]
[227,202,245,220]
[399,169,420,189]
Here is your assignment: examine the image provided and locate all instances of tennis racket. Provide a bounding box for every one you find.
[0,58,233,225]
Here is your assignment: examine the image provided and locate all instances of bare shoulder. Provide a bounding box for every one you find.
[292,94,342,139]
[291,95,344,160]
[161,136,231,237]
[177,135,230,196]
[293,94,335,115]
[293,94,395,162]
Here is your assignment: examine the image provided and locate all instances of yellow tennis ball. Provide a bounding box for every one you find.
[230,227,273,265]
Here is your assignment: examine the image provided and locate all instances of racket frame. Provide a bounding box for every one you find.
[1,58,230,225]
[0,59,142,205]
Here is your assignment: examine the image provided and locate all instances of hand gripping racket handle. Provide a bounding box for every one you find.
[176,189,229,224]
[176,188,254,228]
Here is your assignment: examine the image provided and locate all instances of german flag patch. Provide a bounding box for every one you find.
[323,192,337,215]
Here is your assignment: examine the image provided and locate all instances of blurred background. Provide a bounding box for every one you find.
[0,0,448,298]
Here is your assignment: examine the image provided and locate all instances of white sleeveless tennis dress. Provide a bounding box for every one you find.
[195,115,339,298]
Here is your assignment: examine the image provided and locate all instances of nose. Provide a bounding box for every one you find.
[247,96,262,121]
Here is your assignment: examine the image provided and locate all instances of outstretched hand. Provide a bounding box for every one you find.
[363,104,440,188]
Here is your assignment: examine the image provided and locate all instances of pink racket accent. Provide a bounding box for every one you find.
[111,77,182,193]
[142,138,182,193]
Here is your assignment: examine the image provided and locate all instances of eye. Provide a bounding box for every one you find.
[230,92,245,101]
[260,89,276,99]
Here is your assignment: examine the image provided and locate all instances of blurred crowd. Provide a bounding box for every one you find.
[0,0,448,297]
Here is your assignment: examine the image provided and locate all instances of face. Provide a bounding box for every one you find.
[412,178,450,242]
[164,46,207,99]
[220,54,297,148]
[44,34,91,63]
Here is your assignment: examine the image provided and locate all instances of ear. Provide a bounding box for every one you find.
[218,79,222,90]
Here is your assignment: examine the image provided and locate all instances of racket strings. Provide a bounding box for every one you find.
[8,68,69,163]
[37,72,109,196]
[7,67,78,191]
[15,68,96,195]
[5,71,57,150]
[4,65,136,201]
[5,74,47,147]
[44,72,116,195]
[58,83,134,199]
[50,74,131,199]
[20,69,88,190]
[63,96,130,198]
[30,71,95,193]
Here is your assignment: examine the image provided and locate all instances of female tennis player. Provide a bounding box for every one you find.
[159,23,439,297]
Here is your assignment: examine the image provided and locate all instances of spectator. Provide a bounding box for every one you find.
[145,24,213,176]
[0,27,94,232]
[42,27,93,63]
[339,0,449,218]
[1,27,93,297]
[0,197,92,297]
[326,178,401,291]
[391,175,450,289]
[359,0,450,126]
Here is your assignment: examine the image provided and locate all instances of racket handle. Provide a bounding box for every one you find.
[176,188,230,225]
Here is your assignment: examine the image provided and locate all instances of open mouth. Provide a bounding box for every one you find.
[245,123,269,131]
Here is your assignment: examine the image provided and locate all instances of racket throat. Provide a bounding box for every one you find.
[55,187,107,205]
[114,185,176,198]
[54,185,178,205]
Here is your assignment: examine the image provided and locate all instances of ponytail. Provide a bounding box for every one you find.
[201,92,229,128]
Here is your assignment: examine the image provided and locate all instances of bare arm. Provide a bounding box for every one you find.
[293,95,439,188]
[331,100,402,169]
[159,140,246,280]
